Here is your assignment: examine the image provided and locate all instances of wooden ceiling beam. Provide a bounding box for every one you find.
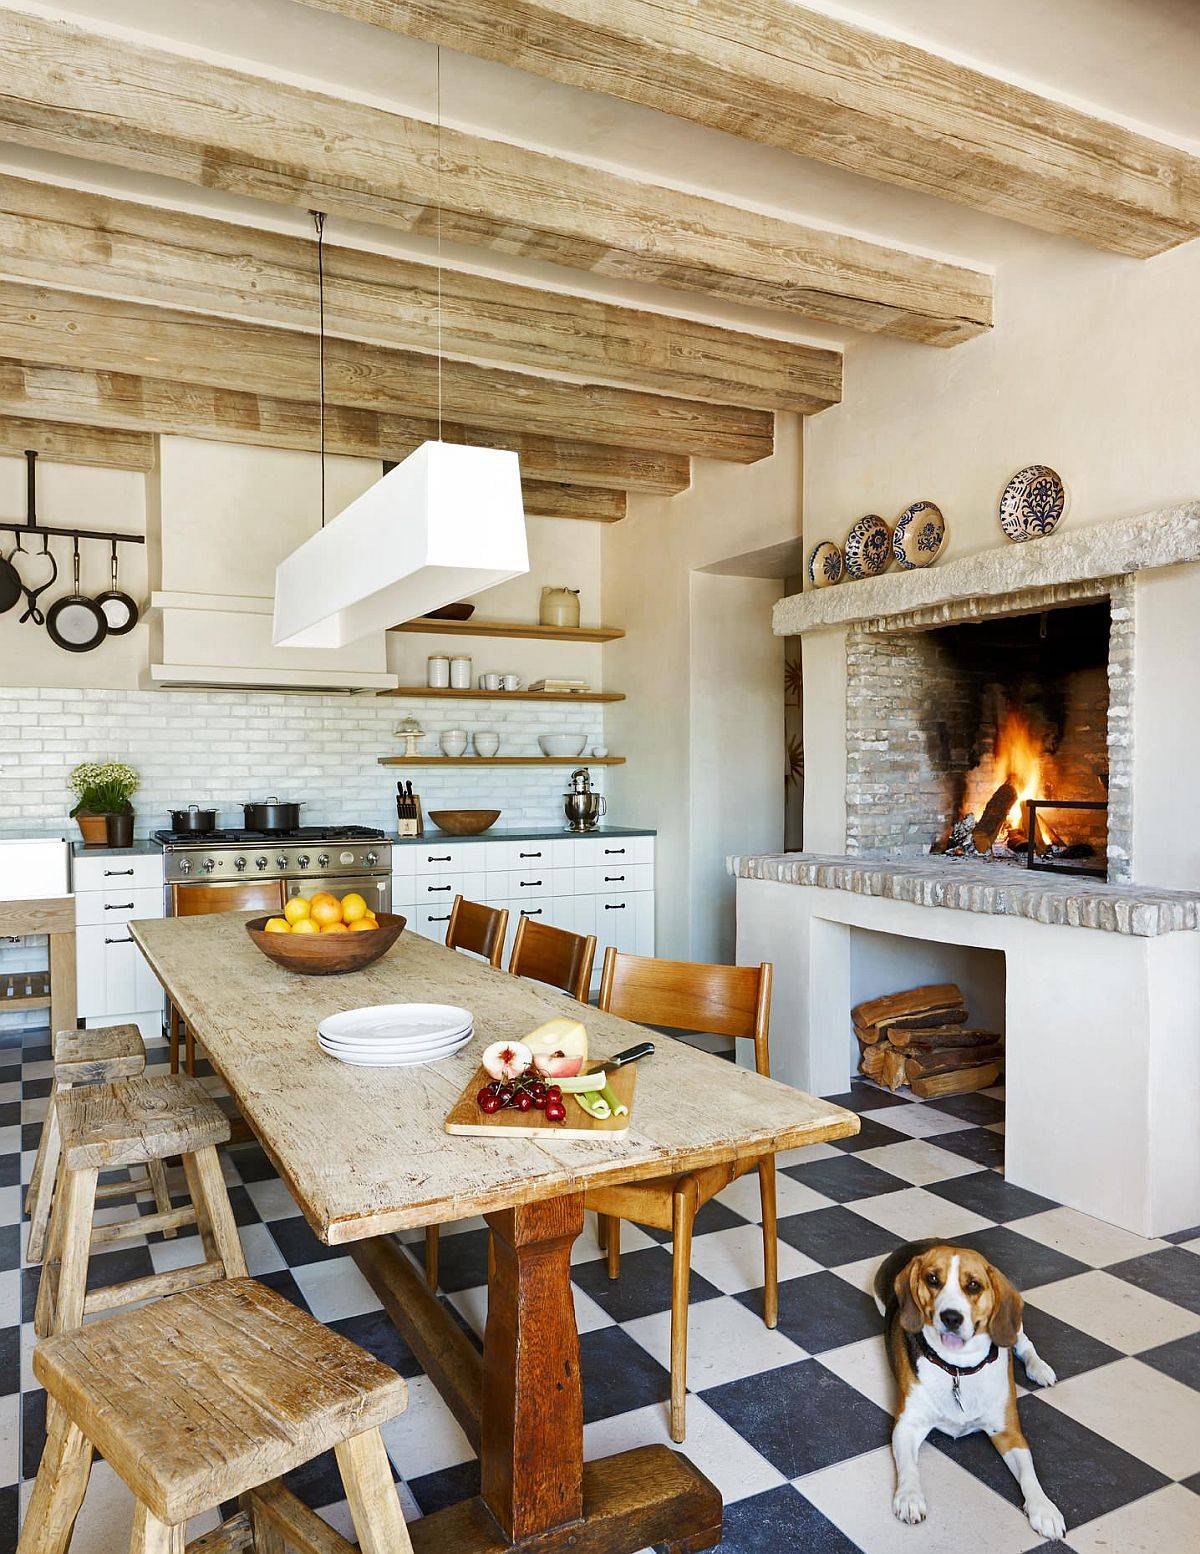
[521,481,624,522]
[0,359,690,494]
[0,415,154,472]
[302,0,1200,258]
[0,282,775,462]
[0,9,989,344]
[0,175,837,413]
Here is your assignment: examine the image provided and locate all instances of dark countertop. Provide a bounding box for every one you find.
[390,825,655,847]
[71,840,163,859]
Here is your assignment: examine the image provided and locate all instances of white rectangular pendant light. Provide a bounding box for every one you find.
[272,441,528,649]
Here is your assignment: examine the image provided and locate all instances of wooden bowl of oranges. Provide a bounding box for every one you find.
[245,891,406,976]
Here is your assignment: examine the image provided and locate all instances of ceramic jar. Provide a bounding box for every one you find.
[449,655,472,689]
[427,655,450,688]
[539,586,581,628]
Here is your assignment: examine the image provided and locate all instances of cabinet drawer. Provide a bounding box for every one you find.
[484,839,553,872]
[72,853,163,892]
[414,843,478,875]
[75,885,163,927]
[412,870,487,903]
[505,869,555,900]
[551,835,654,868]
[575,863,653,896]
[412,905,455,942]
[76,924,162,1019]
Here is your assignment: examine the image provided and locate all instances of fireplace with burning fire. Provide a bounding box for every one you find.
[845,597,1123,879]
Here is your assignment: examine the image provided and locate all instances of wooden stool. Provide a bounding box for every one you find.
[21,1277,414,1554]
[34,1073,246,1338]
[24,1025,173,1265]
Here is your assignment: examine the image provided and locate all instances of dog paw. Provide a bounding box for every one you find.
[893,1487,928,1525]
[1026,1498,1066,1540]
[1024,1355,1057,1388]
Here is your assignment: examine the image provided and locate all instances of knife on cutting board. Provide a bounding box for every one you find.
[584,1041,653,1075]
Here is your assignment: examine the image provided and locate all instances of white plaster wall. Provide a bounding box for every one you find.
[1132,565,1200,888]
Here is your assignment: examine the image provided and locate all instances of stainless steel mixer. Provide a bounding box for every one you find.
[563,766,606,831]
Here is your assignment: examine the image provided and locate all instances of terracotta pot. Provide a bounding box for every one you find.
[106,812,135,848]
[75,813,110,848]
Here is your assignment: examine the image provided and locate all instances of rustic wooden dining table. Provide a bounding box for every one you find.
[131,912,859,1554]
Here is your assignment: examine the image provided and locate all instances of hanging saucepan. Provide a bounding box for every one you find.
[95,540,139,635]
[243,796,304,832]
[0,534,24,615]
[168,804,218,834]
[17,534,58,626]
[46,539,108,653]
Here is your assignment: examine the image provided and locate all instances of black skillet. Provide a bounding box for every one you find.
[0,534,24,615]
[95,540,139,635]
[46,539,107,653]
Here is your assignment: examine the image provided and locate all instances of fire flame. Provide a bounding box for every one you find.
[994,707,1044,834]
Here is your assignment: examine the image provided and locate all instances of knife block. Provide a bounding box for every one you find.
[396,788,424,837]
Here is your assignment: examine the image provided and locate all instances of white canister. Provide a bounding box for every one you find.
[449,655,472,689]
[474,731,500,758]
[427,655,450,689]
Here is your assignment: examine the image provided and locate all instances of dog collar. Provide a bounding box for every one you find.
[909,1332,1000,1409]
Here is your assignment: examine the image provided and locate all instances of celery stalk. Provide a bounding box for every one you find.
[573,1091,611,1121]
[600,1083,628,1117]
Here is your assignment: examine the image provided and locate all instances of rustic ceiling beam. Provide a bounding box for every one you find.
[0,414,154,472]
[0,359,690,495]
[0,176,837,413]
[299,0,1200,258]
[0,9,989,344]
[521,482,624,522]
[0,283,775,462]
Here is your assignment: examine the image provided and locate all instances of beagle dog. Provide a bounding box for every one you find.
[874,1239,1065,1539]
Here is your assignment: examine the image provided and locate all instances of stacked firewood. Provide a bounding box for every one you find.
[852,983,1004,1098]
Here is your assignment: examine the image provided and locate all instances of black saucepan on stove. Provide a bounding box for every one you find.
[243,796,304,832]
[168,804,218,834]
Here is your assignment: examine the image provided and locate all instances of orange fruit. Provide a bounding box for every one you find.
[263,917,291,934]
[348,917,377,932]
[311,897,344,928]
[340,892,368,923]
[320,920,350,934]
[283,896,311,925]
[291,918,320,935]
[310,891,336,906]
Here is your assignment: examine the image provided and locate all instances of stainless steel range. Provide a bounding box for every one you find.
[155,826,392,916]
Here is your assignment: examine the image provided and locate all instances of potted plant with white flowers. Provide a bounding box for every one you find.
[67,761,140,848]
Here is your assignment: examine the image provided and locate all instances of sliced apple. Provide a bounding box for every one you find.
[525,1016,588,1078]
[481,1039,532,1083]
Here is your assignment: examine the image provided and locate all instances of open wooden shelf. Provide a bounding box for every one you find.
[377,756,625,767]
[392,617,624,643]
[1,969,51,1010]
[378,686,624,703]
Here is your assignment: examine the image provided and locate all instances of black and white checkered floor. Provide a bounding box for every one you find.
[3,1029,1200,1554]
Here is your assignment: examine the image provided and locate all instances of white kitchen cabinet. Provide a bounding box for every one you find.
[73,850,165,1045]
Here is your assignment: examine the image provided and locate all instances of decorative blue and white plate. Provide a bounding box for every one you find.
[807,540,844,588]
[893,501,946,569]
[843,514,892,579]
[998,465,1067,543]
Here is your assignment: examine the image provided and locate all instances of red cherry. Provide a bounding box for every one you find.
[476,1087,494,1106]
[479,1094,503,1114]
[531,1094,546,1110]
[544,1102,566,1122]
[546,1085,562,1103]
[514,1092,533,1112]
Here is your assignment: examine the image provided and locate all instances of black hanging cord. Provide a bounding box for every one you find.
[312,209,328,526]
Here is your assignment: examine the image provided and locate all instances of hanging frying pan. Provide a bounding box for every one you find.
[0,534,24,615]
[95,540,138,635]
[17,535,57,625]
[46,539,107,653]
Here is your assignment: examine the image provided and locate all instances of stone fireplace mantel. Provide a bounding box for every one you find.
[776,500,1200,635]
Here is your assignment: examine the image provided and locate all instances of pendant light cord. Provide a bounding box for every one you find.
[436,43,443,444]
[312,208,327,526]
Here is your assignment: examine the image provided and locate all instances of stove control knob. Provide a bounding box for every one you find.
[255,856,268,870]
[339,850,355,865]
[234,856,247,872]
[296,854,310,869]
[202,857,217,874]
[317,853,330,868]
[364,851,379,866]
[276,855,287,870]
[178,858,192,876]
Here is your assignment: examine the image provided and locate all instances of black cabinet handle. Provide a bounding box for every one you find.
[104,902,134,910]
[104,935,133,945]
[519,850,543,858]
[429,913,451,923]
[427,884,452,893]
[103,868,134,877]
[604,875,625,883]
[604,847,626,855]
[519,879,543,888]
[604,903,626,911]
[520,908,543,917]
[427,854,452,862]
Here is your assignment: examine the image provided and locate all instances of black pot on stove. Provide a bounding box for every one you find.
[168,804,218,834]
[242,796,304,832]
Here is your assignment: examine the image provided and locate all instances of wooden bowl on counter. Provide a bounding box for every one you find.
[245,912,407,975]
[427,809,501,836]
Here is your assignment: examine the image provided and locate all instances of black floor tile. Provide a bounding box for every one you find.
[776,1204,902,1268]
[22,1387,46,1481]
[924,1127,1005,1169]
[329,1308,423,1379]
[578,1325,671,1423]
[222,1142,279,1182]
[0,1224,18,1272]
[637,1195,747,1244]
[0,1154,18,1188]
[0,1485,15,1554]
[406,1460,481,1516]
[717,1484,860,1553]
[1017,1304,1122,1385]
[928,1170,1058,1224]
[953,1226,1088,1291]
[425,1227,491,1293]
[702,1358,892,1479]
[1182,1471,1200,1497]
[1106,1247,1200,1314]
[926,1090,1004,1125]
[268,1213,345,1267]
[0,1323,17,1396]
[1163,1225,1200,1245]
[784,1154,908,1204]
[1137,1330,1200,1392]
[253,1267,312,1314]
[821,1083,912,1114]
[831,1116,910,1153]
[573,1244,721,1323]
[1008,1395,1170,1527]
[735,1270,881,1354]
[84,1243,154,1292]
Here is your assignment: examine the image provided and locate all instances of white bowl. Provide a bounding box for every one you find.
[440,729,469,757]
[474,731,500,758]
[539,734,587,758]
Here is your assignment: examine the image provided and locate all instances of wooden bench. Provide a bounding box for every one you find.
[21,1277,413,1554]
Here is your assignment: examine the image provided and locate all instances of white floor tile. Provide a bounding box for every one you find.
[0,1391,18,1489]
[799,1443,1044,1554]
[571,1217,655,1265]
[1025,1270,1200,1353]
[623,1295,806,1389]
[379,1374,475,1479]
[1038,1357,1200,1480]
[290,1255,383,1322]
[1068,1484,1200,1554]
[859,1104,974,1139]
[716,1169,833,1222]
[855,1139,980,1186]
[242,1176,303,1221]
[832,1254,889,1300]
[448,1279,612,1340]
[851,1186,992,1243]
[817,1336,899,1415]
[584,1397,786,1505]
[1014,1206,1166,1268]
[148,1231,207,1273]
[239,1220,287,1276]
[776,1142,842,1169]
[686,1222,821,1296]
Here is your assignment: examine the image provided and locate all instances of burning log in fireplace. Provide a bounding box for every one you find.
[852,983,1003,1097]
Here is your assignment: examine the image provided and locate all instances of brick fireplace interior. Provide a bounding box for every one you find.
[845,590,1131,879]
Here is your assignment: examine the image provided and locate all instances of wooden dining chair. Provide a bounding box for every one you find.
[445,894,509,969]
[423,895,511,1290]
[508,915,597,1002]
[585,948,775,1442]
[169,881,285,1074]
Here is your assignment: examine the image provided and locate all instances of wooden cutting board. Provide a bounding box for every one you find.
[445,1061,638,1139]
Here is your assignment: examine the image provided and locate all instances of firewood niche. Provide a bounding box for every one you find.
[852,982,1003,1097]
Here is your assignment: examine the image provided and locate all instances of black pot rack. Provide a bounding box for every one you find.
[0,450,145,548]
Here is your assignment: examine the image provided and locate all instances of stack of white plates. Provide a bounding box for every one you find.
[317,1003,473,1067]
